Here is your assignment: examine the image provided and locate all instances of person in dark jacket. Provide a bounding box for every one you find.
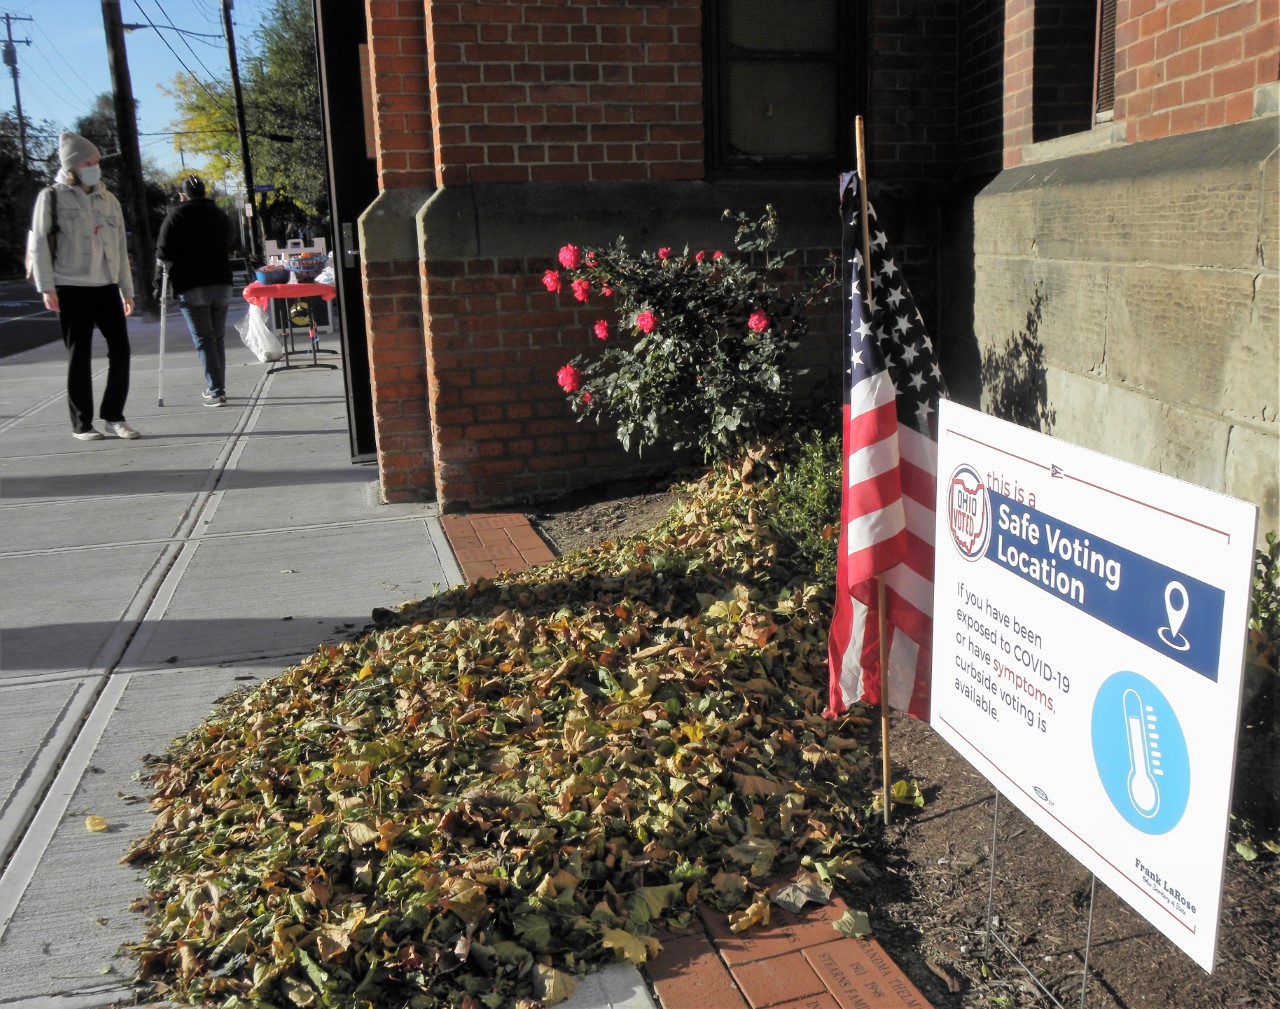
[154,175,235,406]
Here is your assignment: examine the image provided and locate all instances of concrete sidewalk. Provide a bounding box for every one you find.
[0,313,929,1009]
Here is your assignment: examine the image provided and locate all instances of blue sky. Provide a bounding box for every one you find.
[4,0,277,175]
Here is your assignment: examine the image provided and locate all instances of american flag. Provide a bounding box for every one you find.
[826,171,944,722]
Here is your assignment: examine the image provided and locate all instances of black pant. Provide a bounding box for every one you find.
[58,284,130,432]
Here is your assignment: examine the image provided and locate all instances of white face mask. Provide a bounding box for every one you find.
[77,165,101,187]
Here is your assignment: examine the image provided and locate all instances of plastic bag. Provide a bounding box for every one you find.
[235,304,284,363]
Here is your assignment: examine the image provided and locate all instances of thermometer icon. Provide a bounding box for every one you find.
[1124,687,1162,818]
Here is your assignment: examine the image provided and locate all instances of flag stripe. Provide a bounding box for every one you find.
[827,169,944,724]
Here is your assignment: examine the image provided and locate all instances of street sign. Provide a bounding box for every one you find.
[931,401,1257,972]
[253,184,274,193]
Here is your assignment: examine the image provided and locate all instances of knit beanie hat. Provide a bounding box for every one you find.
[58,131,100,172]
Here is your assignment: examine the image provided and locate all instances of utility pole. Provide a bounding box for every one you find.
[222,0,259,261]
[102,0,158,317]
[2,13,33,205]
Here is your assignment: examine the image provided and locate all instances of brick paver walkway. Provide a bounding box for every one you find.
[440,511,557,582]
[651,897,932,1009]
[438,512,935,1009]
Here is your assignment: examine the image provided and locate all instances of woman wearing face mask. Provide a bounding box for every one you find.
[27,130,140,440]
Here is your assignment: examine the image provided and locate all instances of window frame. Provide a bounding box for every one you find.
[703,0,864,178]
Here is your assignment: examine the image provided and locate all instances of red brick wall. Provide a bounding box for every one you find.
[365,0,434,501]
[957,0,1007,175]
[417,0,712,508]
[362,260,433,501]
[864,1,960,183]
[367,0,435,188]
[1003,0,1279,165]
[424,0,704,186]
[1004,0,1037,165]
[1115,0,1279,141]
[423,255,636,509]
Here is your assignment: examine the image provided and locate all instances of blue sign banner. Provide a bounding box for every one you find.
[984,491,1224,680]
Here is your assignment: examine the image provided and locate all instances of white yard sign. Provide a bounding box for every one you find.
[931,400,1257,971]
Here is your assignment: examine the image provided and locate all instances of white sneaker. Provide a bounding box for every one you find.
[72,428,104,441]
[105,421,141,440]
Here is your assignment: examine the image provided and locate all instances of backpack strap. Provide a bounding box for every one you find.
[47,186,59,262]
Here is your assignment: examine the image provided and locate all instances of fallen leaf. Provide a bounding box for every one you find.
[832,908,873,938]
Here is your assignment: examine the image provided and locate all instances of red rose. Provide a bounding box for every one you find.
[695,250,706,263]
[635,310,656,333]
[713,251,724,260]
[657,247,671,260]
[542,270,562,293]
[557,364,582,393]
[747,310,770,333]
[593,319,609,341]
[580,391,593,404]
[585,249,597,267]
[571,278,591,303]
[601,283,614,297]
[558,244,582,270]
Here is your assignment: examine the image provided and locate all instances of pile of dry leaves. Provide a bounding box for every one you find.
[123,467,880,1008]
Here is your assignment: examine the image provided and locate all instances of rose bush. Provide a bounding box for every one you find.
[544,206,835,462]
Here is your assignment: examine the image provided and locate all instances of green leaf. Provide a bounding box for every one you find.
[513,913,553,951]
[1236,840,1258,861]
[831,909,873,938]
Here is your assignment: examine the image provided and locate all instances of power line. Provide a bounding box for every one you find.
[29,19,98,93]
[120,10,230,115]
[23,20,94,117]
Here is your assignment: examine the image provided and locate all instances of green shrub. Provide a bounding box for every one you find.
[1249,531,1279,673]
[771,430,842,583]
[545,207,836,463]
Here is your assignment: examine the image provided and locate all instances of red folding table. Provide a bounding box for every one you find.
[242,280,339,372]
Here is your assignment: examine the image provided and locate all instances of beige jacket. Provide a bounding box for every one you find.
[26,180,135,298]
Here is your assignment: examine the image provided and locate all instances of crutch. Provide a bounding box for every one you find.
[156,264,170,407]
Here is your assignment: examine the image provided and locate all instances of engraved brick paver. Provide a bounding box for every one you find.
[803,939,932,1008]
[771,996,843,1009]
[698,897,852,966]
[730,950,828,1008]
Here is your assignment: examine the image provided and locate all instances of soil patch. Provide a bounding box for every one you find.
[529,474,688,557]
[529,481,1279,1009]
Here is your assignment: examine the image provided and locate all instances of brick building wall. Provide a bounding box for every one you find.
[967,0,1279,536]
[424,0,704,186]
[357,0,965,510]
[1114,0,1278,141]
[1003,0,1278,166]
[360,0,435,500]
[349,0,1276,531]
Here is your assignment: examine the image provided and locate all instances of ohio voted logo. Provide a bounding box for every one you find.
[1090,671,1190,834]
[947,464,991,561]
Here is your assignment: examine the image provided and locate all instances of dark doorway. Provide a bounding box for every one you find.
[314,0,379,459]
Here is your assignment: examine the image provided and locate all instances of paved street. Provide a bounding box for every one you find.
[0,278,63,359]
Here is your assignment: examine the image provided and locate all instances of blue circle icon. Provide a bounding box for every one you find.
[1090,671,1190,835]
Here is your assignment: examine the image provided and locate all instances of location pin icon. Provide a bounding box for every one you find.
[1164,581,1189,645]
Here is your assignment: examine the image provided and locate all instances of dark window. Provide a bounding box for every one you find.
[705,0,860,175]
[1032,0,1119,142]
[1095,0,1118,118]
[1032,0,1099,142]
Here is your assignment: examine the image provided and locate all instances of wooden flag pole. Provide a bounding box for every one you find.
[854,116,893,827]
